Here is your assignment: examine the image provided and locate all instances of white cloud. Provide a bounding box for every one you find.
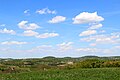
[24,9,30,15]
[28,45,53,53]
[1,41,27,45]
[36,33,59,38]
[99,30,106,33]
[57,42,73,52]
[48,16,66,23]
[27,43,74,55]
[36,8,56,14]
[73,12,104,24]
[36,45,53,49]
[89,23,103,30]
[23,30,39,36]
[0,28,16,35]
[96,38,114,43]
[76,48,101,53]
[24,10,29,14]
[1,45,119,58]
[22,30,59,39]
[103,46,120,54]
[80,33,120,46]
[0,24,6,27]
[79,30,97,36]
[76,46,120,55]
[28,42,74,54]
[80,37,95,42]
[18,21,40,30]
[95,38,120,45]
[89,43,96,46]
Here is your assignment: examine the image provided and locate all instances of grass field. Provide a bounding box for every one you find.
[0,68,120,80]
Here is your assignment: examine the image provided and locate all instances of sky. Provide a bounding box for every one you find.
[0,0,120,58]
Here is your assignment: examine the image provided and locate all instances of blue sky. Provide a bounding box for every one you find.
[0,0,120,58]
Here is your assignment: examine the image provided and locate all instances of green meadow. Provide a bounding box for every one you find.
[0,68,120,80]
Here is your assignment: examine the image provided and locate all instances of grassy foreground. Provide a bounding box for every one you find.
[0,68,120,80]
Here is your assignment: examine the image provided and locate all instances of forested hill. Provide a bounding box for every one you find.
[0,55,120,73]
[0,56,120,62]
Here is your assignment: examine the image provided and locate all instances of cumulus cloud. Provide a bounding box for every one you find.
[99,30,106,33]
[73,12,104,24]
[76,48,101,53]
[28,45,53,53]
[36,8,56,14]
[0,24,6,27]
[28,42,74,53]
[22,30,59,38]
[89,43,97,46]
[23,30,39,36]
[76,46,120,55]
[89,23,103,30]
[57,42,73,52]
[0,28,16,35]
[76,12,104,37]
[103,46,120,54]
[18,21,40,30]
[27,42,74,55]
[18,20,59,39]
[96,38,114,43]
[79,30,97,36]
[24,9,30,15]
[36,33,59,38]
[24,10,29,14]
[1,41,27,45]
[48,16,66,23]
[1,45,119,58]
[80,33,120,46]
